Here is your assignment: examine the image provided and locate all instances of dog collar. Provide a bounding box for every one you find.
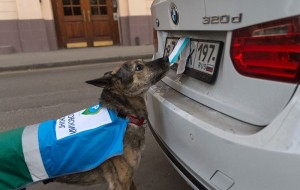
[127,114,145,126]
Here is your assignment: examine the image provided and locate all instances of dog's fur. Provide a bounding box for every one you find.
[54,57,169,190]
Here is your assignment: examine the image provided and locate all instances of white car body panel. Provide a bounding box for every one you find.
[147,83,300,190]
[152,0,300,31]
[148,0,300,189]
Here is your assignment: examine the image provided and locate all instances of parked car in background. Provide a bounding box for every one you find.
[147,0,300,189]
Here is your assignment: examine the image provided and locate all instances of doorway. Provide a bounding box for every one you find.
[53,0,120,48]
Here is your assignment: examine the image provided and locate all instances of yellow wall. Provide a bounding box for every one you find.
[119,0,153,17]
[0,0,18,20]
[40,0,54,20]
[0,0,53,20]
[16,0,43,19]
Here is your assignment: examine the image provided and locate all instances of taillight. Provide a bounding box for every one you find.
[153,29,158,52]
[231,16,300,83]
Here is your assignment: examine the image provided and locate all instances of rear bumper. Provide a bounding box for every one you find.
[148,119,210,190]
[146,81,300,190]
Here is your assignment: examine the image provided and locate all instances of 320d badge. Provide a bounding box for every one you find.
[203,13,242,24]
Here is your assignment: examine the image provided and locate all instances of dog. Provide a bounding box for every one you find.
[53,57,170,190]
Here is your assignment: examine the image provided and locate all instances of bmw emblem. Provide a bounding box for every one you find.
[170,3,179,25]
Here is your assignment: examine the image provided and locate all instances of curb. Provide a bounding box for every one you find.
[0,54,153,73]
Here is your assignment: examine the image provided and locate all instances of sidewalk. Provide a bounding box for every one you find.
[0,45,154,72]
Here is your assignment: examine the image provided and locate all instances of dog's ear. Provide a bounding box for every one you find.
[86,72,113,88]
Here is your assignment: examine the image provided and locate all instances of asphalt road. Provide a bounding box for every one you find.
[0,63,192,190]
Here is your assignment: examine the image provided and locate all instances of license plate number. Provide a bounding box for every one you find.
[190,40,220,75]
[164,37,223,83]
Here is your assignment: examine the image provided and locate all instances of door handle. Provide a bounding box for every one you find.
[82,9,86,22]
[87,10,91,22]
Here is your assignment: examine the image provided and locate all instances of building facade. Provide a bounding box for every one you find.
[0,0,154,54]
[119,0,153,46]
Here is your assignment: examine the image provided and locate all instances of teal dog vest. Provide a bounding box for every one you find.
[0,105,128,190]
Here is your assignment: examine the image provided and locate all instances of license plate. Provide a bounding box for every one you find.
[164,37,223,83]
[163,37,180,60]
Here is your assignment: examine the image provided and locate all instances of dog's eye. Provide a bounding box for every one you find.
[135,64,144,71]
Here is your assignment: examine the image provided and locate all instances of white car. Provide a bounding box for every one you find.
[147,0,300,190]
